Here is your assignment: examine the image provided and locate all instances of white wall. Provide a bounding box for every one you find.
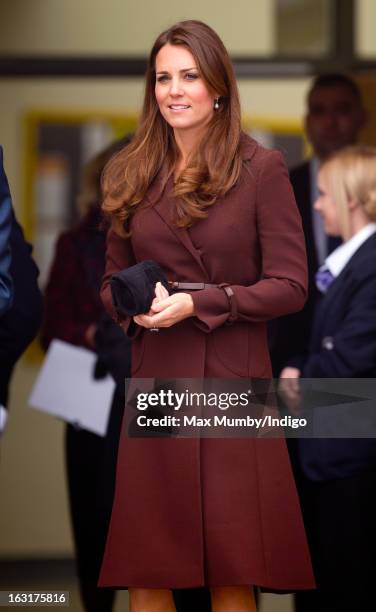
[0,0,275,55]
[0,361,71,557]
[356,0,376,57]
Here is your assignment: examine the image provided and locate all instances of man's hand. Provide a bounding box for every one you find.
[278,367,302,415]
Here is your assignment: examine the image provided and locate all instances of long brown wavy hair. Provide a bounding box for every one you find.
[102,20,243,236]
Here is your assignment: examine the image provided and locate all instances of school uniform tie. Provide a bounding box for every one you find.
[315,268,335,294]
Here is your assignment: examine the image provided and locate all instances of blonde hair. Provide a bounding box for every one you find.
[320,146,376,239]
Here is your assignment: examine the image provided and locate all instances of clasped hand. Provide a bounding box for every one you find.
[133,282,195,329]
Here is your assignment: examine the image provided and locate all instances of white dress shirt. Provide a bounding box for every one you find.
[321,223,376,279]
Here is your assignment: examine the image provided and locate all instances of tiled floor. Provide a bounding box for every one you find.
[0,559,293,611]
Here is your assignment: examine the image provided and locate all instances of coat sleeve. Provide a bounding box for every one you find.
[100,228,141,339]
[191,150,308,332]
[40,232,102,350]
[302,271,376,377]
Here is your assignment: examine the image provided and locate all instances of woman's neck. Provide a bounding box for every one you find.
[173,126,206,171]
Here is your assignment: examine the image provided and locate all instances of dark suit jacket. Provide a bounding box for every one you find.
[298,232,376,481]
[0,147,13,315]
[270,160,340,374]
[0,213,43,407]
[289,162,319,284]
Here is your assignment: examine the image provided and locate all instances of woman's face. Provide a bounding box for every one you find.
[155,43,215,137]
[314,170,342,236]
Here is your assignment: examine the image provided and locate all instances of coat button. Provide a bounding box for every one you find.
[322,336,334,350]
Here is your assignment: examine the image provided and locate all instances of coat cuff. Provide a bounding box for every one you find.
[191,287,234,332]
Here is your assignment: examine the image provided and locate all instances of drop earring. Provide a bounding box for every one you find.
[214,98,220,110]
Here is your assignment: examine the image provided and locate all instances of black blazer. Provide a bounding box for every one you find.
[270,162,316,374]
[0,214,43,408]
[290,162,320,285]
[0,146,13,315]
[298,232,376,481]
[270,160,341,374]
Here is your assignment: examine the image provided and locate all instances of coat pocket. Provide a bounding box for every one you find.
[212,323,249,377]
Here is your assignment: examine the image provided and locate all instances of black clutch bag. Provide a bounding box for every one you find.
[110,260,170,317]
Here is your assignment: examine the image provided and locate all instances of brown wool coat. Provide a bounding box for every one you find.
[98,135,315,590]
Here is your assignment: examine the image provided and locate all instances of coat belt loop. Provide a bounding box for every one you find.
[218,283,237,325]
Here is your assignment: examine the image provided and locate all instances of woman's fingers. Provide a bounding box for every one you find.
[160,282,169,299]
[134,314,157,328]
[134,293,194,328]
[134,307,174,328]
[154,281,169,301]
[154,283,163,301]
[151,283,170,313]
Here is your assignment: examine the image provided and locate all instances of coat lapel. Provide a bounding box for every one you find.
[148,174,210,279]
[146,133,258,280]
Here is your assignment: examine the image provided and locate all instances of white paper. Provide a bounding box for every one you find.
[29,340,116,436]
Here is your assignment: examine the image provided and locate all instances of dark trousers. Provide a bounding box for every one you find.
[294,470,376,612]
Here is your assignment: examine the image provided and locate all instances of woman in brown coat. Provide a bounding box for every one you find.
[99,20,314,612]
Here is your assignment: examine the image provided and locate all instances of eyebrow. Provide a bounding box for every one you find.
[156,67,197,75]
